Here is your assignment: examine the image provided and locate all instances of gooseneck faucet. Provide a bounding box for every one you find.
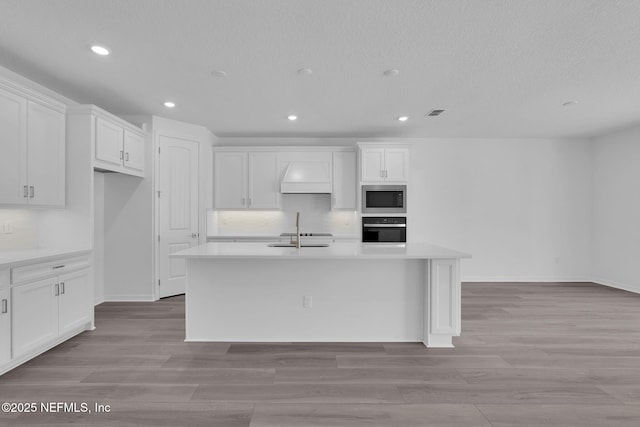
[295,211,301,248]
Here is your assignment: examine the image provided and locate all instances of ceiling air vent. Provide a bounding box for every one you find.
[425,109,446,117]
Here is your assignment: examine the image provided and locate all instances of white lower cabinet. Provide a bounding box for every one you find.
[57,270,90,335]
[11,277,59,359]
[11,268,88,360]
[0,285,10,366]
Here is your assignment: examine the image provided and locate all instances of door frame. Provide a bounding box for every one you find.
[152,129,210,301]
[152,121,213,301]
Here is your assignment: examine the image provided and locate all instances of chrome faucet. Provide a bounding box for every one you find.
[293,211,301,248]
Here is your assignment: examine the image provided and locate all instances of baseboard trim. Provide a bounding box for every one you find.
[102,294,155,302]
[591,277,640,295]
[461,276,591,283]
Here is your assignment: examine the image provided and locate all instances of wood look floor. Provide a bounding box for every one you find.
[1,282,640,426]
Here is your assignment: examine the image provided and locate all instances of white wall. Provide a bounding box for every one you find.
[591,125,640,293]
[409,138,592,282]
[102,172,153,301]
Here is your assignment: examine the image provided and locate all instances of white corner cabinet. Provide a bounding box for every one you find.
[358,144,409,183]
[214,150,280,209]
[67,105,145,177]
[0,80,66,207]
[1,253,92,375]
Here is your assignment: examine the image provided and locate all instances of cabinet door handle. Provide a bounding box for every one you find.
[55,283,59,296]
[1,299,7,314]
[241,197,246,206]
[29,186,34,198]
[125,152,129,162]
[23,185,28,198]
[380,170,384,178]
[52,265,65,269]
[191,233,198,238]
[120,150,124,160]
[60,282,65,295]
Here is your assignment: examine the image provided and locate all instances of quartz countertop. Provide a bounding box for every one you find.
[172,242,470,260]
[0,247,91,269]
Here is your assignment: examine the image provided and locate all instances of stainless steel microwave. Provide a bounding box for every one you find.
[361,185,406,214]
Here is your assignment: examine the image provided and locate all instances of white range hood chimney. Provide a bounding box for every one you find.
[280,161,332,193]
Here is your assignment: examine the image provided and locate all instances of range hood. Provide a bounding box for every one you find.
[280,161,332,193]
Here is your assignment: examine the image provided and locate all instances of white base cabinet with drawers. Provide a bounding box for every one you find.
[0,253,92,375]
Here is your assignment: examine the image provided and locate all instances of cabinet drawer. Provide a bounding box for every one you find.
[11,256,90,285]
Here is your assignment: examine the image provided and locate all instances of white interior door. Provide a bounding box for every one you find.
[158,136,199,298]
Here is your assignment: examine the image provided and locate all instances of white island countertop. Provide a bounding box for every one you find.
[172,241,471,260]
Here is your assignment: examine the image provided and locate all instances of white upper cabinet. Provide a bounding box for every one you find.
[68,105,145,178]
[0,87,27,205]
[27,101,65,206]
[95,117,124,167]
[248,152,280,209]
[359,145,409,183]
[360,148,386,182]
[384,148,409,182]
[214,151,280,209]
[0,82,65,207]
[214,151,246,209]
[94,113,145,177]
[123,130,145,173]
[332,151,356,209]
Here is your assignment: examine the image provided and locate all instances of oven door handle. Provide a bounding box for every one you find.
[363,224,406,228]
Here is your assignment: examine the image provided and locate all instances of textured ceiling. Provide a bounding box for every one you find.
[0,0,639,138]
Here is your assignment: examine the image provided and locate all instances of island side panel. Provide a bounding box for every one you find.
[185,258,424,342]
[424,258,461,348]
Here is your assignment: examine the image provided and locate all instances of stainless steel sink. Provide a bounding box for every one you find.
[267,243,330,248]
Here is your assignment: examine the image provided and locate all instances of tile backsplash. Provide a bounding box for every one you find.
[208,194,358,237]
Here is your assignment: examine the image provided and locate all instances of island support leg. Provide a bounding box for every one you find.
[424,259,461,348]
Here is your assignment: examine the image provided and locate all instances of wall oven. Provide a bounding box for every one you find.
[362,185,406,214]
[362,217,406,243]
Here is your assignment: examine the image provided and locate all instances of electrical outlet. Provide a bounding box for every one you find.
[303,296,312,308]
[2,221,13,234]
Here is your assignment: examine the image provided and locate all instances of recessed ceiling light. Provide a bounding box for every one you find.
[397,116,409,122]
[212,70,227,78]
[383,69,399,77]
[90,45,110,56]
[287,115,298,121]
[297,68,313,75]
[164,101,176,108]
[562,100,579,107]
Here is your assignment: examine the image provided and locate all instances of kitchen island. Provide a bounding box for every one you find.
[172,242,471,347]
